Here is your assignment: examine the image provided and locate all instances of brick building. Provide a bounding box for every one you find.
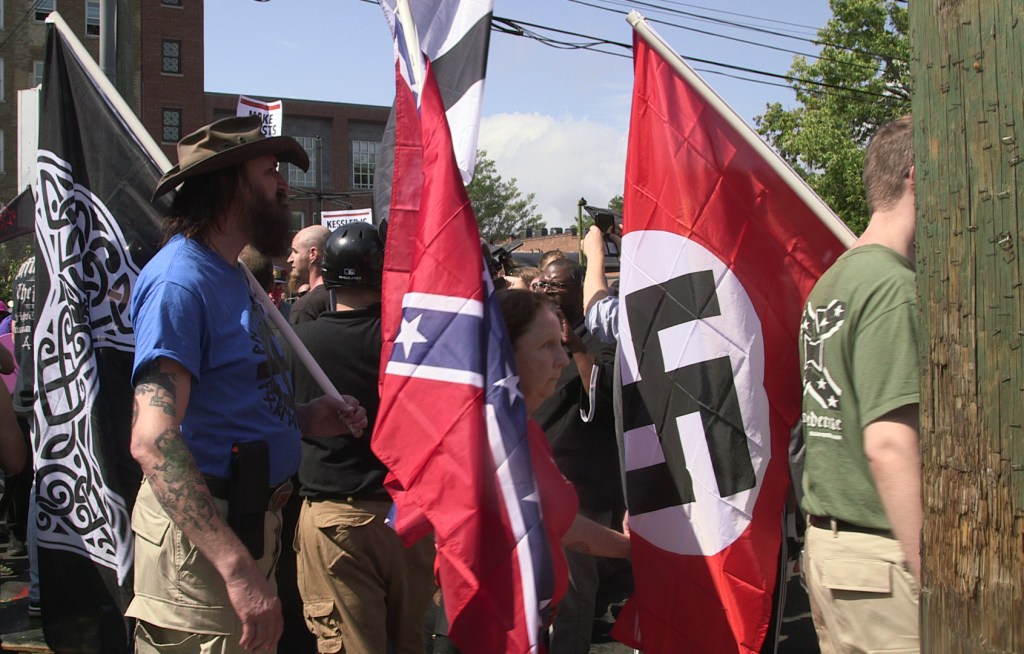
[0,0,389,231]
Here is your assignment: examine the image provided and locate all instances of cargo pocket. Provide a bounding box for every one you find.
[135,621,203,654]
[821,558,891,593]
[132,510,173,595]
[303,599,343,653]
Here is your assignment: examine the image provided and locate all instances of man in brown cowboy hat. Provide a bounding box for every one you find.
[127,115,368,653]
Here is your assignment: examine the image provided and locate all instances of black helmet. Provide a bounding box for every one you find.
[321,222,385,289]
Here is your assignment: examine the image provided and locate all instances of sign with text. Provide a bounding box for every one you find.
[237,95,282,137]
[322,208,373,232]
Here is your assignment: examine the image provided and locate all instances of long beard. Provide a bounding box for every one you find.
[244,189,292,258]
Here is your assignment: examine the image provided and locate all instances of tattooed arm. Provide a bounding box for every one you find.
[130,357,283,652]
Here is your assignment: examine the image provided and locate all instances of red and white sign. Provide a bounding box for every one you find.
[237,95,282,137]
[321,208,373,232]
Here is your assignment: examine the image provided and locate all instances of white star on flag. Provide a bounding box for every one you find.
[493,363,523,406]
[395,313,429,358]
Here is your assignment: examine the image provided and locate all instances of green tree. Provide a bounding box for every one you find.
[607,195,623,213]
[467,150,545,242]
[756,0,910,234]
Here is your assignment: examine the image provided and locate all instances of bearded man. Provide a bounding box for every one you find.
[127,116,367,654]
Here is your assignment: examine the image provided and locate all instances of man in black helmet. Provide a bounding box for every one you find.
[284,222,436,654]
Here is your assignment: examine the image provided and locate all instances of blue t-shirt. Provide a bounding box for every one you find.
[131,235,300,485]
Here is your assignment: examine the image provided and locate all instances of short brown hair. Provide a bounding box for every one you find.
[863,115,913,215]
[497,289,558,346]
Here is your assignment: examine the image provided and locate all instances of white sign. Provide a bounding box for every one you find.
[322,208,373,232]
[237,95,283,137]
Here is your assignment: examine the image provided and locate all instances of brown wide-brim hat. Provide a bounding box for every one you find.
[153,115,310,200]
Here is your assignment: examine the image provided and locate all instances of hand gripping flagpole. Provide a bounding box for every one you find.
[626,10,856,248]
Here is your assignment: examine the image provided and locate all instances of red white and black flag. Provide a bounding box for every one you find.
[372,2,565,653]
[32,17,167,652]
[373,0,491,224]
[612,15,853,653]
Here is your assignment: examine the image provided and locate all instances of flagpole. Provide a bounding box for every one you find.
[46,12,172,171]
[626,11,856,248]
[240,264,343,402]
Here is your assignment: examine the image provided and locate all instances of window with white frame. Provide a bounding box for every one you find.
[0,59,4,103]
[86,0,100,36]
[162,108,182,143]
[287,136,318,189]
[33,61,45,87]
[0,129,5,173]
[161,39,181,74]
[352,140,378,190]
[35,0,55,22]
[290,212,306,232]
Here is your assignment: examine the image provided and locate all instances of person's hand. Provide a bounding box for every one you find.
[582,225,605,261]
[299,394,368,438]
[223,563,283,652]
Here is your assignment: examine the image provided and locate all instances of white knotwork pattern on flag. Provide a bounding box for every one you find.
[33,150,138,585]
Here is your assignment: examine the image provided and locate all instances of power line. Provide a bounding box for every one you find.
[585,0,908,63]
[569,0,882,74]
[490,16,898,101]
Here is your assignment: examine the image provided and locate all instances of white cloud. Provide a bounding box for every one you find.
[478,113,627,229]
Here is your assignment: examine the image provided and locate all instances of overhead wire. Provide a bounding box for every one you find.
[490,16,901,102]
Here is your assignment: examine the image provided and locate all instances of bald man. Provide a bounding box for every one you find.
[287,224,331,324]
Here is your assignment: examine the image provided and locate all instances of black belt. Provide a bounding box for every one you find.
[203,475,293,512]
[808,514,893,537]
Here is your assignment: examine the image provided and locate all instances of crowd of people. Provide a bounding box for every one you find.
[0,113,921,654]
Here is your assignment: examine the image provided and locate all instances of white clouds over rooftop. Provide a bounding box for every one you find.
[478,113,627,228]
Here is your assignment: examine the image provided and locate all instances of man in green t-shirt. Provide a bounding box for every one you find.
[799,115,921,653]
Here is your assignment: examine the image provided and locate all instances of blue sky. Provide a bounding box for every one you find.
[206,0,834,228]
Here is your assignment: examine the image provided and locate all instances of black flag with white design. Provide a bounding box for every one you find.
[34,24,166,653]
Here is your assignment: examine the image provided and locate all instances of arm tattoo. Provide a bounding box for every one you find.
[133,361,179,419]
[148,428,218,534]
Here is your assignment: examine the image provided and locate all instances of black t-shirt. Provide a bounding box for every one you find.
[288,285,331,325]
[532,321,623,513]
[285,304,389,499]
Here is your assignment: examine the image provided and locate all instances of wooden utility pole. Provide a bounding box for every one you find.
[911,2,1023,652]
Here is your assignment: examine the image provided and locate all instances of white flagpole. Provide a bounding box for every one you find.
[240,265,343,402]
[626,11,856,248]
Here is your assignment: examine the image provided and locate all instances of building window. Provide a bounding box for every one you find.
[85,0,100,36]
[287,136,318,189]
[0,129,5,173]
[161,0,182,5]
[352,140,378,190]
[162,108,182,143]
[35,0,55,22]
[161,40,181,74]
[290,212,306,232]
[33,61,45,87]
[0,59,4,102]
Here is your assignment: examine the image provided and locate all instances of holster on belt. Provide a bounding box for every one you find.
[229,441,269,560]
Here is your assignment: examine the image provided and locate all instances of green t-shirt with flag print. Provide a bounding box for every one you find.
[799,244,920,531]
